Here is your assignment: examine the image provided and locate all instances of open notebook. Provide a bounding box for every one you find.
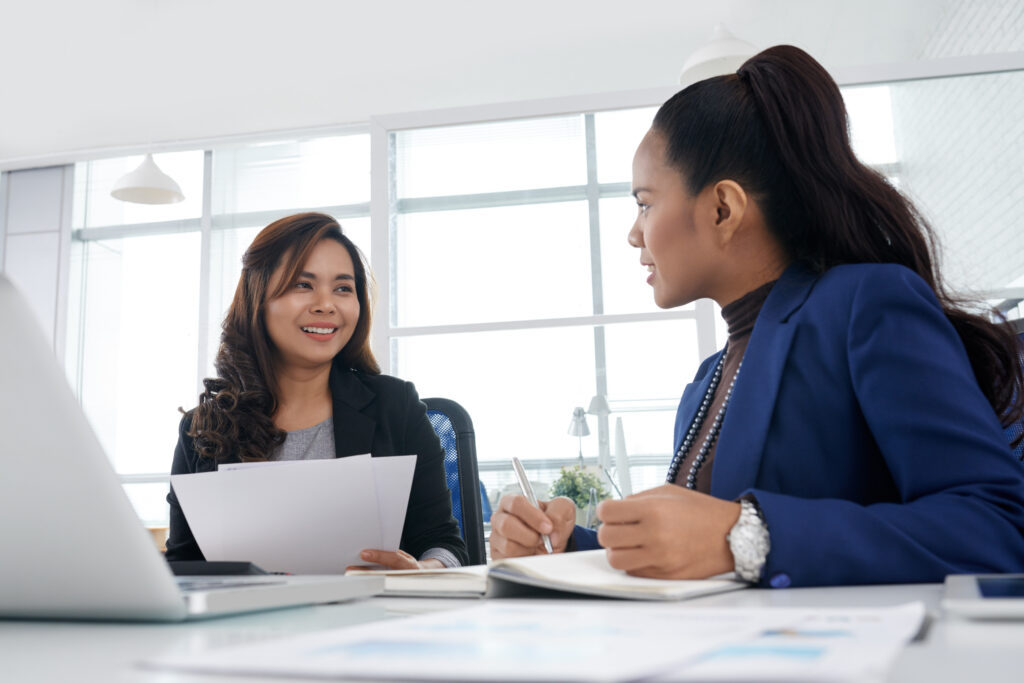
[0,275,382,621]
[348,549,747,601]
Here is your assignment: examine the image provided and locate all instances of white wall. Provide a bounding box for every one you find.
[0,166,73,353]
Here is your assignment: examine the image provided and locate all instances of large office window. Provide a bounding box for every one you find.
[61,66,1024,527]
[381,78,1020,503]
[66,134,371,525]
[387,110,716,502]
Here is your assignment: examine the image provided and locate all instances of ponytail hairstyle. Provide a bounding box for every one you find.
[651,45,1023,438]
[187,212,380,461]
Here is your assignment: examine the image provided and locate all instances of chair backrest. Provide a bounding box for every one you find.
[424,397,487,565]
[1008,332,1024,463]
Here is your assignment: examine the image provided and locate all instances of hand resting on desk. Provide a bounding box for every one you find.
[346,548,445,571]
[490,495,576,559]
[598,484,741,580]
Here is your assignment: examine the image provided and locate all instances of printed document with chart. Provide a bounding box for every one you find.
[144,601,926,682]
[170,454,416,573]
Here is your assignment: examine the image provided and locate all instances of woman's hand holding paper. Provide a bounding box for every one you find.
[347,548,444,571]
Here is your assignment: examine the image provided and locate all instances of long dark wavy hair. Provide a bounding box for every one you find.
[187,212,380,461]
[651,45,1023,438]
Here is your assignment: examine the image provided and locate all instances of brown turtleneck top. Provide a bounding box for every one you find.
[672,280,776,492]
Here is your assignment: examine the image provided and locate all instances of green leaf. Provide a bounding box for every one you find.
[549,465,610,509]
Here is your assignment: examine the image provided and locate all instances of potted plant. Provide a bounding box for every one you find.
[550,465,610,527]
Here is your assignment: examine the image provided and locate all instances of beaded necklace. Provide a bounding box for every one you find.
[666,349,743,489]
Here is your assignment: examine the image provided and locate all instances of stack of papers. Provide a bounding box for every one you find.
[346,564,490,597]
[170,454,416,574]
[143,601,927,682]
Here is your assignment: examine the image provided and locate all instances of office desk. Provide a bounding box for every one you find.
[2,583,1022,682]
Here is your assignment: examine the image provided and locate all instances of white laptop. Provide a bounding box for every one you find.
[0,275,383,621]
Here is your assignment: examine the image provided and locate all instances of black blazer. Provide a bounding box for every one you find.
[165,366,469,566]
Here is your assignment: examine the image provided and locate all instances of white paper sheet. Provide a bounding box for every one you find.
[218,454,415,551]
[653,602,926,682]
[370,455,417,550]
[489,549,745,599]
[143,601,925,682]
[170,454,417,574]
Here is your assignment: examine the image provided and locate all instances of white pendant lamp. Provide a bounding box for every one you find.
[110,153,184,204]
[678,23,759,88]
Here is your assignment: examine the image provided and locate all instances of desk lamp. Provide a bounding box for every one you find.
[586,395,624,498]
[567,407,590,467]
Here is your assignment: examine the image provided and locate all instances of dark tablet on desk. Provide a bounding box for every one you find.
[943,574,1024,619]
[167,560,269,576]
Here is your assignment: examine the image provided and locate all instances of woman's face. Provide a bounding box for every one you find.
[627,129,723,309]
[264,238,360,373]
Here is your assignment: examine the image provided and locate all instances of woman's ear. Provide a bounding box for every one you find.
[709,180,749,247]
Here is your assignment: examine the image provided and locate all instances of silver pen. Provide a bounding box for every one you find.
[511,456,553,554]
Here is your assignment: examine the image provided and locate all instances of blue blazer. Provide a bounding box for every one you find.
[575,263,1024,587]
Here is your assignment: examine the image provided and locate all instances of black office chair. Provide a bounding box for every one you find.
[424,397,487,565]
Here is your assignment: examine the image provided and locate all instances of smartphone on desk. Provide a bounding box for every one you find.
[943,574,1024,619]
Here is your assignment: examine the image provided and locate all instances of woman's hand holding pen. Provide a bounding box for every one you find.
[490,495,576,559]
[597,484,741,580]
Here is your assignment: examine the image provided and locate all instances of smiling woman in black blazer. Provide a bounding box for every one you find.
[165,212,467,568]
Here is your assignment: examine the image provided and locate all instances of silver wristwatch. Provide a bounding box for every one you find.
[726,498,771,583]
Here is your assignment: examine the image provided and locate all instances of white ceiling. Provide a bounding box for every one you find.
[0,0,957,168]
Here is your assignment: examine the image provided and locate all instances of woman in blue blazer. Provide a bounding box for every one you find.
[490,46,1024,586]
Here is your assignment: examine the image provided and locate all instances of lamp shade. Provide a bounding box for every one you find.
[586,394,611,417]
[678,23,758,88]
[567,407,590,437]
[110,153,185,204]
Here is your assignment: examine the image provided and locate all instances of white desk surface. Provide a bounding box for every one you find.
[3,582,1022,682]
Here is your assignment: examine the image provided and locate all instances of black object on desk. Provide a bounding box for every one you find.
[166,560,269,576]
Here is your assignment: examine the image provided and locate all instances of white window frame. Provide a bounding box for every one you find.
[40,49,1024,497]
[65,126,372,490]
[369,87,719,478]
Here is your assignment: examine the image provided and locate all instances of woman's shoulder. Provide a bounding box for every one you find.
[176,409,196,435]
[171,409,205,471]
[818,262,931,293]
[346,369,413,393]
[334,368,420,407]
[805,263,937,312]
[174,410,202,457]
[783,263,949,345]
[817,262,919,286]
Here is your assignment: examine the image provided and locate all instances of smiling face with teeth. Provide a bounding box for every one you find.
[264,238,360,374]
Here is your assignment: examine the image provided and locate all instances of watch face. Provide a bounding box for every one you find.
[729,501,770,582]
[733,526,767,554]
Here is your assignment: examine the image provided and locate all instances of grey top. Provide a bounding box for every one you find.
[271,417,337,461]
[270,417,459,568]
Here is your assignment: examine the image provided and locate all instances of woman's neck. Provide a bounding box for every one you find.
[272,364,332,432]
[711,223,790,307]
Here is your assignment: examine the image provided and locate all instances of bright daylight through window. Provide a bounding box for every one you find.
[63,72,1023,526]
